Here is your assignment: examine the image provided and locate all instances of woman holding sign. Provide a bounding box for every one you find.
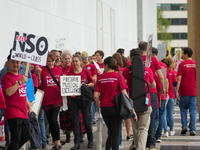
[37,53,62,150]
[67,55,94,150]
[60,50,86,145]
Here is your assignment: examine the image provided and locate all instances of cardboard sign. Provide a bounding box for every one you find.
[55,37,69,51]
[167,42,171,57]
[146,34,153,68]
[60,76,81,96]
[32,89,44,118]
[12,31,49,66]
[157,44,167,60]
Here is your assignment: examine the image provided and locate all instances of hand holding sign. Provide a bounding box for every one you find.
[19,75,28,85]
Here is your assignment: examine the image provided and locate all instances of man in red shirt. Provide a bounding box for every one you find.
[1,54,33,150]
[95,50,104,73]
[139,41,164,149]
[176,47,197,136]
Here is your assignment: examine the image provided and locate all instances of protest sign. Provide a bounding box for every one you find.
[157,44,167,60]
[146,34,153,68]
[176,61,181,72]
[60,76,81,96]
[167,42,171,57]
[175,48,182,61]
[32,89,44,118]
[12,31,49,66]
[55,37,69,51]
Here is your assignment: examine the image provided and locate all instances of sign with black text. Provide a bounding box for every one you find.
[12,31,49,66]
[60,76,81,96]
[55,37,68,51]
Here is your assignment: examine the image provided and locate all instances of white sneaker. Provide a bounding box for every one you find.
[169,130,175,136]
[119,144,124,149]
[156,139,162,143]
[162,132,168,137]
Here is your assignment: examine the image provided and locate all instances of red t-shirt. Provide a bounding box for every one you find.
[168,69,177,99]
[1,72,28,120]
[155,74,165,100]
[127,59,131,67]
[177,60,196,96]
[85,63,98,76]
[97,62,104,69]
[67,68,94,99]
[31,73,38,88]
[95,72,128,107]
[0,88,6,109]
[62,64,74,75]
[40,66,63,106]
[122,67,154,106]
[142,55,161,93]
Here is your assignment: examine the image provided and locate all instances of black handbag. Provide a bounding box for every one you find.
[114,73,133,120]
[85,69,95,93]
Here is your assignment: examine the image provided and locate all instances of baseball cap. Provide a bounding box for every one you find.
[81,51,88,59]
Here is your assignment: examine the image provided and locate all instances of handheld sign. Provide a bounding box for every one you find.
[60,76,81,96]
[146,34,153,68]
[12,31,49,66]
[32,89,44,118]
[157,44,167,60]
[55,37,69,51]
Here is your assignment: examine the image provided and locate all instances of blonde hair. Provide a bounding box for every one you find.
[61,50,72,61]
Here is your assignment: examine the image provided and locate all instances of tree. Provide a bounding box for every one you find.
[157,8,172,43]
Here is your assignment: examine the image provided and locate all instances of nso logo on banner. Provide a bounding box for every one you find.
[12,31,50,66]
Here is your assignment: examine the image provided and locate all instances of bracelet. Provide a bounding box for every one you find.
[166,92,168,94]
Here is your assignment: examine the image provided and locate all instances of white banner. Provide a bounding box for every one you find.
[12,31,49,66]
[60,76,81,96]
[32,89,44,118]
[157,44,167,60]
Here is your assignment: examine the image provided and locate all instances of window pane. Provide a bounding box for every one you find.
[157,4,161,9]
[179,4,184,10]
[180,19,187,25]
[171,4,180,10]
[171,33,179,39]
[171,19,179,25]
[162,4,170,10]
[184,4,187,10]
[181,33,187,39]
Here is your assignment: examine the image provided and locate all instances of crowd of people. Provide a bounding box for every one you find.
[0,41,197,150]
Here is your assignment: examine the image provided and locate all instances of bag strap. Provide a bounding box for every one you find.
[46,66,60,89]
[85,68,89,84]
[118,73,122,92]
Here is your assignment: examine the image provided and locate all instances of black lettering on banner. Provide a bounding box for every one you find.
[13,32,27,52]
[36,37,48,56]
[25,34,35,53]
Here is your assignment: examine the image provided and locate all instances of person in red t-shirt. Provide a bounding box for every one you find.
[94,56,137,150]
[116,48,131,67]
[37,53,62,149]
[67,55,94,150]
[81,51,98,126]
[1,54,33,150]
[95,50,104,73]
[176,47,197,136]
[59,50,86,145]
[161,57,177,136]
[139,42,164,148]
[123,49,156,150]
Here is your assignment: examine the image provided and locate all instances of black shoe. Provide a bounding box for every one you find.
[80,133,84,143]
[190,131,196,136]
[65,138,70,143]
[61,140,66,145]
[55,145,62,150]
[181,127,187,135]
[87,141,93,148]
[71,144,80,150]
[93,120,96,124]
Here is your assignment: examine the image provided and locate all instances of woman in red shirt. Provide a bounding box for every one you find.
[37,53,62,150]
[59,50,85,145]
[94,57,137,150]
[67,55,94,150]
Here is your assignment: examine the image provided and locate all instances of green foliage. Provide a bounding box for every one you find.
[157,8,172,43]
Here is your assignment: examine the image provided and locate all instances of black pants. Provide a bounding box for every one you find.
[7,118,30,150]
[70,98,93,144]
[101,106,122,150]
[45,107,60,142]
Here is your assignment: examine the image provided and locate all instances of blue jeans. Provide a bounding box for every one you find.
[179,95,197,132]
[155,100,166,140]
[155,109,159,132]
[38,108,47,147]
[147,93,157,146]
[119,127,122,145]
[163,98,175,132]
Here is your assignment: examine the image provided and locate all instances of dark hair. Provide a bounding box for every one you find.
[47,52,55,61]
[152,47,158,56]
[122,56,128,67]
[92,54,95,57]
[7,54,11,61]
[95,50,104,59]
[116,48,125,56]
[50,49,58,55]
[112,53,123,67]
[139,41,147,51]
[104,56,119,70]
[130,48,143,58]
[75,52,81,56]
[73,54,82,61]
[161,57,173,68]
[166,50,169,57]
[182,47,193,57]
[58,50,62,56]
